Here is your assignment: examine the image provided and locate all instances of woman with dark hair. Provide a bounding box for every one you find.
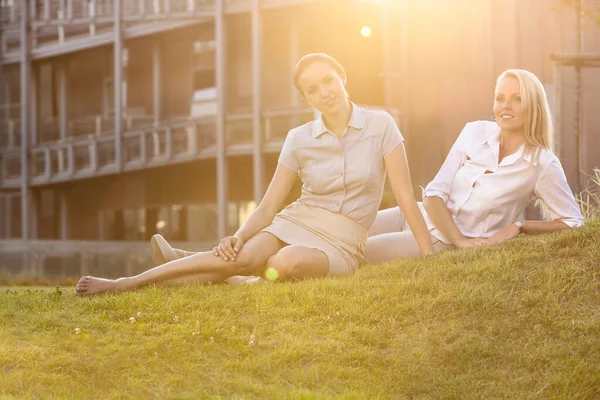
[75,53,432,295]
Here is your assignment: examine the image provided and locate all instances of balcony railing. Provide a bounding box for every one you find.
[0,0,216,61]
[0,0,322,63]
[1,0,215,25]
[0,0,317,25]
[0,106,399,187]
[0,120,21,150]
[19,116,218,184]
[225,106,314,145]
[35,113,155,144]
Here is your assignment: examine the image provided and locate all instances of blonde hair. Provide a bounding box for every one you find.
[496,69,554,160]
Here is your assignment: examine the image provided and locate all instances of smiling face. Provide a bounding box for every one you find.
[493,76,526,133]
[297,61,350,116]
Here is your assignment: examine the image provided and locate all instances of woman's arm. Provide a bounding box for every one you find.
[384,143,433,255]
[488,157,584,244]
[487,219,569,244]
[215,128,301,260]
[215,163,297,260]
[422,122,489,248]
[234,163,297,243]
[423,196,489,248]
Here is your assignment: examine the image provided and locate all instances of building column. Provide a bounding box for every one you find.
[60,191,69,240]
[399,0,410,133]
[57,62,68,173]
[58,62,68,141]
[573,0,583,192]
[251,0,264,203]
[98,210,105,240]
[152,40,162,126]
[553,62,562,158]
[215,0,228,238]
[289,17,300,126]
[0,7,4,127]
[30,189,37,239]
[20,0,31,240]
[114,0,123,172]
[381,2,392,111]
[4,195,10,238]
[30,64,38,146]
[509,0,521,67]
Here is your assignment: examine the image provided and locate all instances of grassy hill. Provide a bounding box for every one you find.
[1,220,599,399]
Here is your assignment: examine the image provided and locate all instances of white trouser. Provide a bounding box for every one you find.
[365,206,454,264]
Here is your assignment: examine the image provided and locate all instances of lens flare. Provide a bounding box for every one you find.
[265,267,279,281]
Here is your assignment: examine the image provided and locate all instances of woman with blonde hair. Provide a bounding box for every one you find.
[365,69,583,263]
[75,53,433,295]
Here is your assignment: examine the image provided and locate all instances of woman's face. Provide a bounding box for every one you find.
[297,61,349,115]
[493,76,526,133]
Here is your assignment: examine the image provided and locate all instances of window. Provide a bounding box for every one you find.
[226,201,257,236]
[192,68,216,92]
[186,204,218,243]
[123,208,145,241]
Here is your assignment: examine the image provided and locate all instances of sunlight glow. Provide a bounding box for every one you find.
[360,26,373,38]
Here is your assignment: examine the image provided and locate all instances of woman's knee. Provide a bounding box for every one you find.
[266,246,305,280]
[227,232,282,275]
[266,246,329,280]
[228,248,266,275]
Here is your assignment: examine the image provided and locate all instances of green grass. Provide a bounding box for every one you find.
[576,168,600,220]
[1,220,599,399]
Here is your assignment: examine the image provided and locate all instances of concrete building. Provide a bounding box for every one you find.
[0,0,598,279]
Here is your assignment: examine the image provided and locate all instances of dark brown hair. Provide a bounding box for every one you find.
[293,53,346,97]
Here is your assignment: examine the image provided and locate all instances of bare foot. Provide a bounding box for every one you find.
[75,276,123,296]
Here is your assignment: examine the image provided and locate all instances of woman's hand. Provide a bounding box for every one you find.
[213,236,244,261]
[455,237,490,249]
[487,223,520,244]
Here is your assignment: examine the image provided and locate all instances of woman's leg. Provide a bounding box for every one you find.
[265,245,330,281]
[368,206,406,237]
[75,232,285,296]
[366,232,422,263]
[152,206,408,267]
[150,234,262,285]
[366,232,453,264]
[150,234,193,266]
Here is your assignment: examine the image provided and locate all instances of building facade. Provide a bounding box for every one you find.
[0,0,599,278]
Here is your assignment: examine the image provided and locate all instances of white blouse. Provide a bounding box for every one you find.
[422,120,584,244]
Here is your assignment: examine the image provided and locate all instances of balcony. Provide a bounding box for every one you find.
[0,106,317,188]
[0,119,21,150]
[0,0,322,64]
[2,0,216,27]
[0,105,401,188]
[24,117,218,185]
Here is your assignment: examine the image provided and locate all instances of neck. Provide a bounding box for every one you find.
[499,129,526,156]
[322,101,352,136]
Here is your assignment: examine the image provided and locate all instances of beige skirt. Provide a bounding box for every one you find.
[261,202,368,276]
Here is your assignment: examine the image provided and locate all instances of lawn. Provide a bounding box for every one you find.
[1,220,599,399]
